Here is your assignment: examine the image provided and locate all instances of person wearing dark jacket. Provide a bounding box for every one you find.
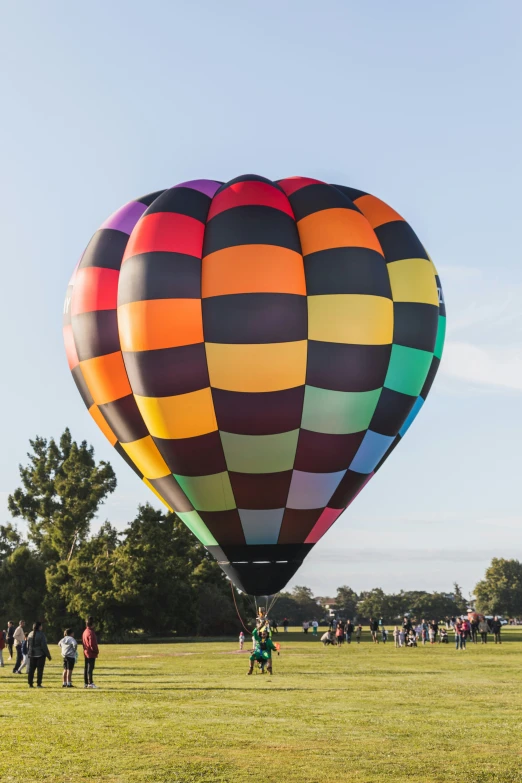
[6,621,15,660]
[491,616,502,644]
[82,617,100,688]
[369,618,379,643]
[345,620,354,643]
[27,622,52,687]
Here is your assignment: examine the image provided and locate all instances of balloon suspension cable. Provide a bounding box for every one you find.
[230,582,253,635]
[268,592,281,615]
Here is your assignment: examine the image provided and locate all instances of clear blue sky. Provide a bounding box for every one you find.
[1,1,520,599]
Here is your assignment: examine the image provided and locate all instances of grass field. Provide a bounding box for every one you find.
[1,628,522,782]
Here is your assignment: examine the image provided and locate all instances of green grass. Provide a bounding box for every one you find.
[2,628,522,782]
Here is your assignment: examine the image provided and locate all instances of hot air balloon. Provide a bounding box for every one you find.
[63,175,445,596]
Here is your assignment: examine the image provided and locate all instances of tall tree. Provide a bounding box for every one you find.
[397,590,464,620]
[0,523,23,562]
[0,545,46,623]
[73,504,214,636]
[357,588,401,622]
[8,428,116,561]
[452,582,468,614]
[475,559,522,617]
[274,585,320,624]
[51,522,121,637]
[335,585,359,619]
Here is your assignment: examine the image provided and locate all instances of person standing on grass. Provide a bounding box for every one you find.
[370,618,379,643]
[393,626,400,647]
[429,619,438,644]
[16,633,29,674]
[312,619,319,636]
[420,619,428,646]
[454,618,465,650]
[381,627,387,643]
[58,629,78,688]
[239,631,245,650]
[282,618,289,633]
[0,628,5,667]
[355,624,362,643]
[399,628,405,647]
[12,620,25,674]
[82,617,99,689]
[271,619,278,634]
[470,617,479,643]
[491,616,502,644]
[6,621,15,660]
[335,620,345,646]
[302,620,309,634]
[478,617,489,644]
[27,621,52,687]
[345,620,353,644]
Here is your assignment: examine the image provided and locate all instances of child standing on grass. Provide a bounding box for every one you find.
[381,627,387,643]
[58,628,78,687]
[393,626,400,647]
[335,621,345,646]
[355,624,362,643]
[399,628,405,647]
[239,631,245,650]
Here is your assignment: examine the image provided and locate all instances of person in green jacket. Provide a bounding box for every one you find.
[248,629,277,675]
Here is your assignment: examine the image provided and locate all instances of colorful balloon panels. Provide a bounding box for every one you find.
[63,175,446,595]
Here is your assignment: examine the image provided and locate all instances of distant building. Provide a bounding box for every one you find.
[318,599,337,618]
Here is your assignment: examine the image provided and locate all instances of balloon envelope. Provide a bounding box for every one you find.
[63,175,445,595]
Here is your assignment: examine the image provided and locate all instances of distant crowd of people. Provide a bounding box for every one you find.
[309,614,505,650]
[0,617,99,688]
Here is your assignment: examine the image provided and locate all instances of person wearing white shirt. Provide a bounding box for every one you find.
[12,620,25,674]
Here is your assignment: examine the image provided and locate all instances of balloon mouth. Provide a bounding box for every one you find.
[207,543,313,595]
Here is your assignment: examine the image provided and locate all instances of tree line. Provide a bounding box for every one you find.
[1,429,521,638]
[1,429,242,638]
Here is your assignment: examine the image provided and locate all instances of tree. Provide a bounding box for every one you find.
[357,588,400,622]
[335,585,359,619]
[56,522,122,637]
[452,582,468,614]
[397,590,464,621]
[8,428,116,562]
[475,559,522,617]
[274,585,320,624]
[0,523,23,562]
[0,545,46,623]
[291,585,315,604]
[196,584,238,635]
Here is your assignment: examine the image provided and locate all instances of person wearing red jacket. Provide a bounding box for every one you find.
[82,617,99,689]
